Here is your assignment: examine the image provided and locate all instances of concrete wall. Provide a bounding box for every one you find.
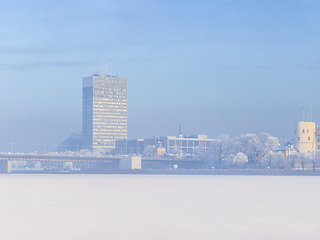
[119,156,141,170]
[0,161,12,173]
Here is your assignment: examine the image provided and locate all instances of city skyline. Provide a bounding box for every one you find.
[1,0,320,150]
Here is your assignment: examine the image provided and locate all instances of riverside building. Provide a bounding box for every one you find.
[82,73,127,152]
[115,135,214,155]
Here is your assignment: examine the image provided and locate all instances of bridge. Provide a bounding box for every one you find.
[0,153,202,173]
[0,154,120,173]
[0,153,119,163]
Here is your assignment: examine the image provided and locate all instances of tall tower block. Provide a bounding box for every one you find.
[293,121,316,153]
[82,73,127,152]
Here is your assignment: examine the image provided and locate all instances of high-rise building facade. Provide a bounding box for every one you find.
[82,73,127,152]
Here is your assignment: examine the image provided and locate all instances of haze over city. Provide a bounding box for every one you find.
[1,0,320,150]
[2,2,320,240]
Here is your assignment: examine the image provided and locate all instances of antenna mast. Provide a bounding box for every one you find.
[99,58,101,74]
[109,59,112,76]
[303,105,305,122]
[310,105,312,122]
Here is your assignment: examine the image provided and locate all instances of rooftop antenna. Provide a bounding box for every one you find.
[310,105,312,122]
[109,59,112,76]
[306,106,309,122]
[116,66,118,77]
[179,121,182,138]
[303,105,305,122]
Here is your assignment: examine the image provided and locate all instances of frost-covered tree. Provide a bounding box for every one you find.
[259,133,280,151]
[308,150,320,171]
[171,145,182,155]
[143,145,155,156]
[211,134,233,165]
[232,152,248,166]
[225,154,235,165]
[295,152,308,170]
[273,152,285,169]
[286,152,298,169]
[262,151,285,169]
[193,145,204,156]
[12,161,27,168]
[194,145,214,167]
[79,149,93,156]
[233,133,260,162]
[93,148,106,156]
[63,162,73,171]
[34,162,41,169]
[190,132,281,168]
[262,151,273,169]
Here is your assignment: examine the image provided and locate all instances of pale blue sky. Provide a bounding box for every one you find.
[1,0,320,151]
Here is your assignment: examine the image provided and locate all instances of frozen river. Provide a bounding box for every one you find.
[0,174,319,240]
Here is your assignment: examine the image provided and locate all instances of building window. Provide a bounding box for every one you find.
[302,129,305,133]
[298,137,300,141]
[182,140,187,147]
[318,146,320,149]
[318,138,319,142]
[307,130,309,133]
[256,153,258,157]
[308,137,310,141]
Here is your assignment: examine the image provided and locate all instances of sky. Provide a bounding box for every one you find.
[1,0,320,152]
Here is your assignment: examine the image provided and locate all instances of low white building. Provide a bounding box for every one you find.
[115,135,214,155]
[158,135,213,154]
